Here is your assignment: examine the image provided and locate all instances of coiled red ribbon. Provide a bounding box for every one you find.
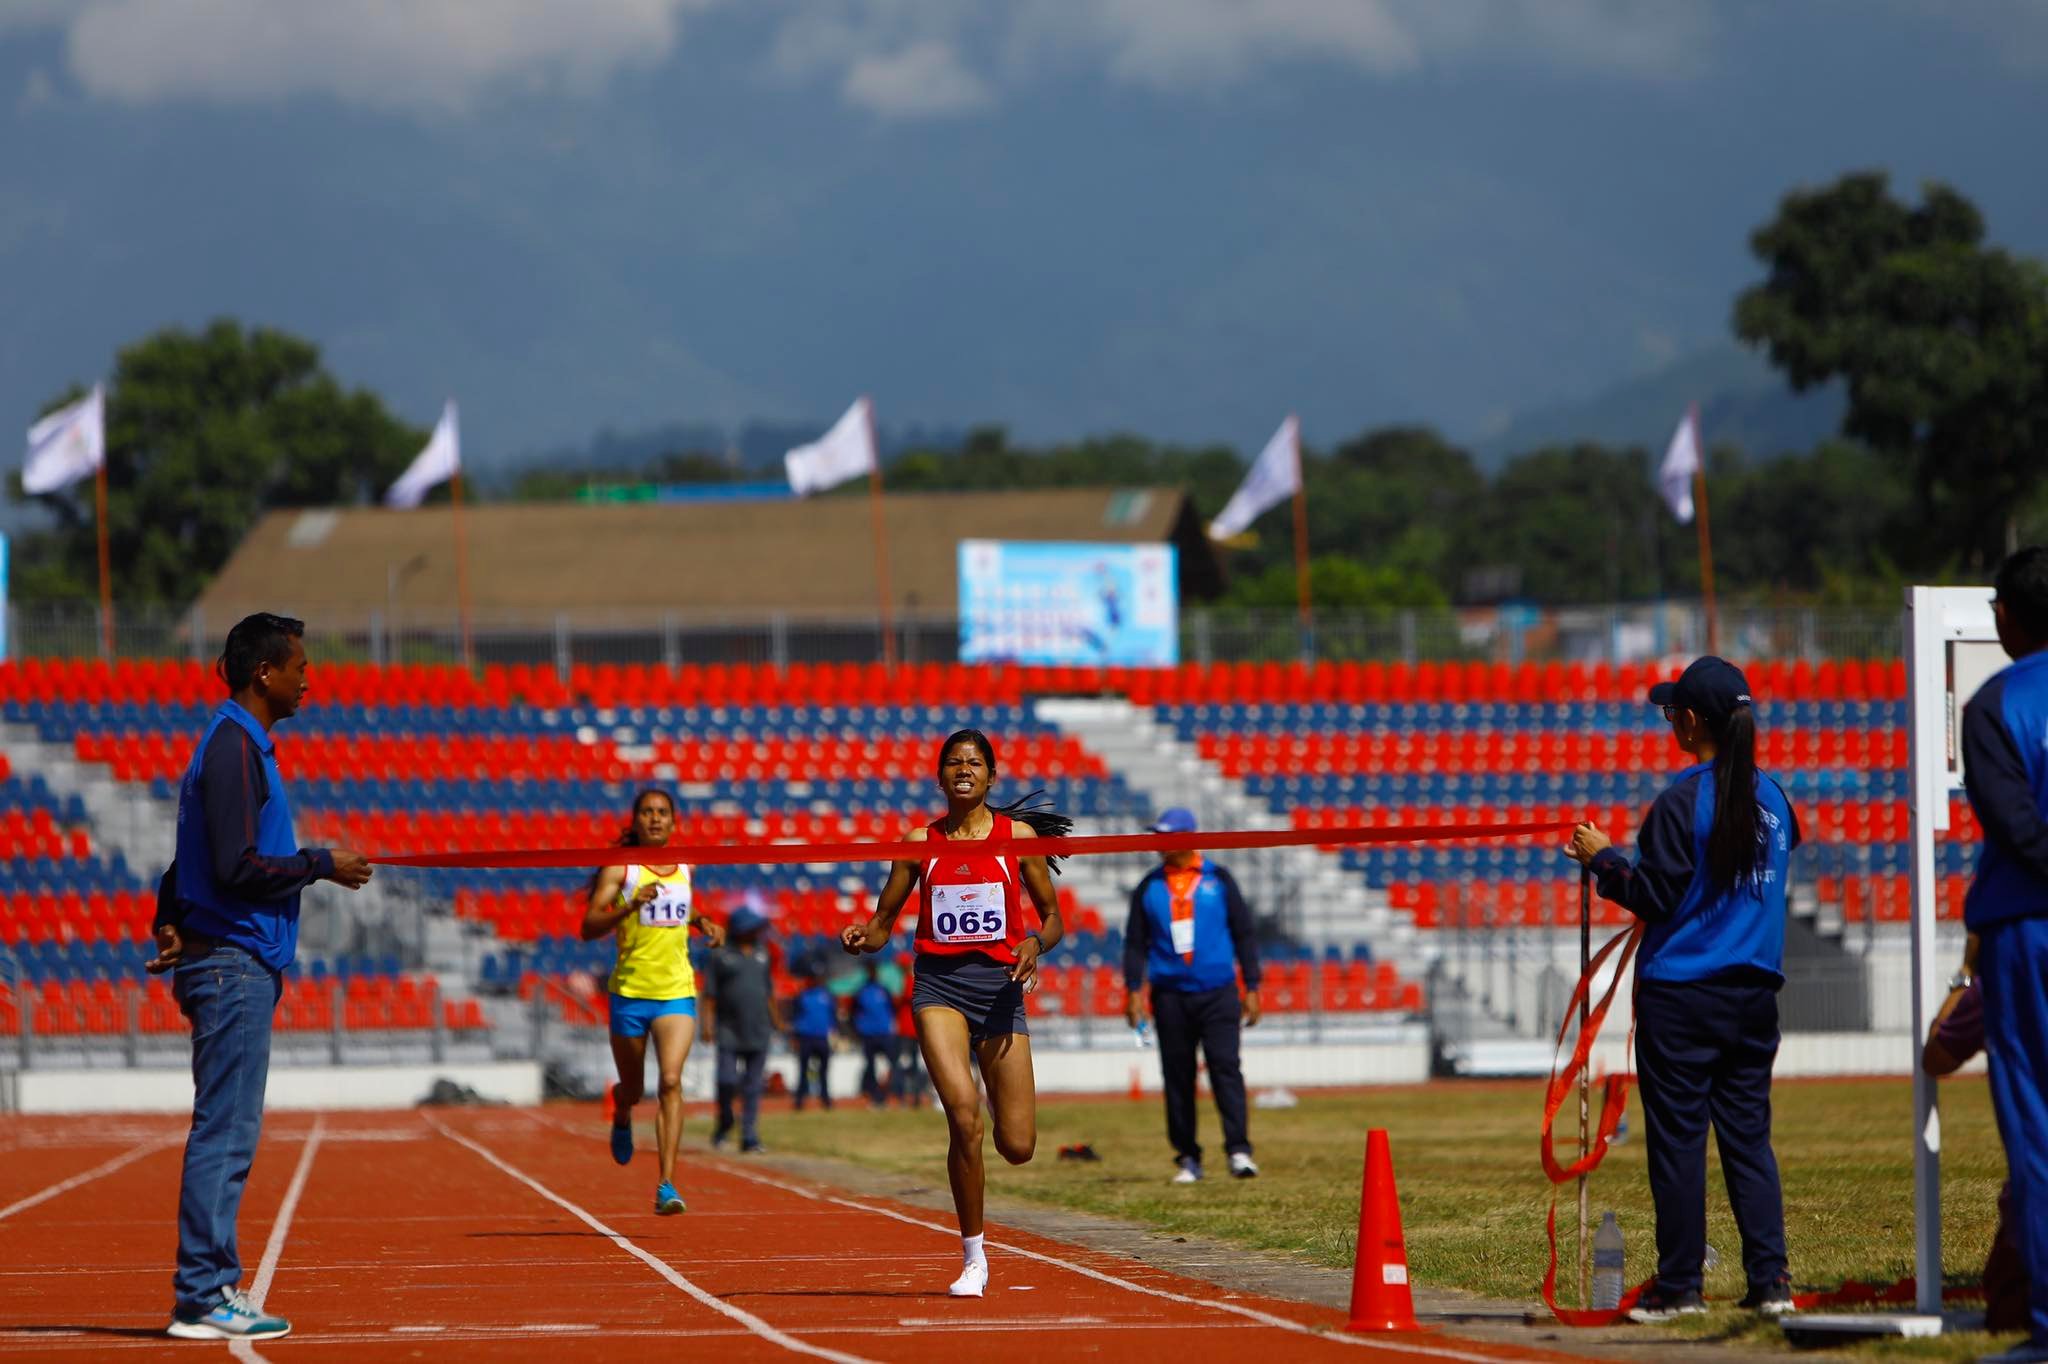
[1539,919,1650,1325]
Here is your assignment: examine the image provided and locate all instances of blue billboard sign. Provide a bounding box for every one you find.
[958,539,1178,666]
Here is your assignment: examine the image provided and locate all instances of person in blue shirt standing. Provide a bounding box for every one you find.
[1958,547,2048,1364]
[1123,808,1262,1184]
[852,960,899,1107]
[144,614,372,1341]
[1567,655,1800,1323]
[789,967,838,1111]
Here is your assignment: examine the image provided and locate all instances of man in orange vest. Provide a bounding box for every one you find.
[1123,808,1263,1184]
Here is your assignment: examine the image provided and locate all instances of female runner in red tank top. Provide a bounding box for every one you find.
[841,728,1068,1298]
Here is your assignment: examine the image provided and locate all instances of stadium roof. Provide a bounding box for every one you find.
[193,486,1223,629]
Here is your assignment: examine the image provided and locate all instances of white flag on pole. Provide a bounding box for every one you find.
[1209,415,1301,539]
[385,400,461,509]
[23,384,105,495]
[784,397,876,496]
[1658,407,1701,524]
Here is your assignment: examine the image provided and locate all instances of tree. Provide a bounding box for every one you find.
[9,320,426,606]
[1313,427,1484,594]
[1464,443,1692,604]
[1224,555,1447,610]
[1734,173,2048,572]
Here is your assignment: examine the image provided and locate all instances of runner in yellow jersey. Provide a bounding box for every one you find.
[581,788,724,1213]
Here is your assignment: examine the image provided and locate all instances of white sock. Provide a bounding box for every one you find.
[961,1234,985,1268]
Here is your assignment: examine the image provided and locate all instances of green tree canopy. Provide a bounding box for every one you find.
[10,320,426,605]
[1734,172,2048,572]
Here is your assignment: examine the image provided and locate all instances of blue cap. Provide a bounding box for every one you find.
[1151,807,1198,834]
[727,906,768,938]
[1648,655,1753,723]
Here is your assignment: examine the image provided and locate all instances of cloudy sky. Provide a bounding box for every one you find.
[3,1,2047,468]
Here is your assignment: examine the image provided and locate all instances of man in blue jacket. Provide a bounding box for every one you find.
[1124,808,1262,1183]
[1963,548,2048,1364]
[145,613,372,1341]
[851,960,898,1107]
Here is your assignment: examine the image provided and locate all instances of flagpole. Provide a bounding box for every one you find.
[861,397,897,670]
[1689,406,1718,655]
[1290,450,1313,662]
[450,470,475,672]
[93,458,113,660]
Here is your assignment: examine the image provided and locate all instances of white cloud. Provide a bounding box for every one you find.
[1006,0,1714,87]
[1011,0,1420,86]
[2,0,1714,117]
[767,1,993,118]
[842,39,989,117]
[59,0,708,112]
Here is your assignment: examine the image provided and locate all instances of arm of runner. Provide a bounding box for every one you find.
[580,864,649,941]
[842,826,926,954]
[1010,823,1062,986]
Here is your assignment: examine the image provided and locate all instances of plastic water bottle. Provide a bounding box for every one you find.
[1134,1019,1152,1048]
[1591,1212,1625,1311]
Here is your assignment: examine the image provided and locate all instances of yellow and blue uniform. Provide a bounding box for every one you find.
[608,863,699,1037]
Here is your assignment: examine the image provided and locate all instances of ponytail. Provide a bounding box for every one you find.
[1705,706,1761,889]
[990,789,1073,876]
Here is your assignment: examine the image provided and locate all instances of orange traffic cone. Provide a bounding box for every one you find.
[1346,1128,1422,1333]
[1128,1066,1144,1102]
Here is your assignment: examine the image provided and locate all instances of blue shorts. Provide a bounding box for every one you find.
[609,994,697,1038]
[911,953,1027,1044]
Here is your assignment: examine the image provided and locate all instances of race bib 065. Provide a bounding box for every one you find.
[929,882,1006,944]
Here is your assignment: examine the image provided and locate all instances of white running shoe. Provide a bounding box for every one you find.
[949,1260,989,1298]
[1229,1152,1260,1178]
[1172,1158,1203,1184]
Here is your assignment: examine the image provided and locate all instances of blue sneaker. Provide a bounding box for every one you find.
[654,1180,685,1215]
[167,1289,291,1340]
[610,1121,634,1166]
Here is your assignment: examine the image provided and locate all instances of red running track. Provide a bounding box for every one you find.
[0,1109,1586,1363]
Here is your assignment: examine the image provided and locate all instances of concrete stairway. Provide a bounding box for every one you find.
[1032,698,1424,976]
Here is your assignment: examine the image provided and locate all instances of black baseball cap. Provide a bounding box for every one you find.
[1647,655,1752,722]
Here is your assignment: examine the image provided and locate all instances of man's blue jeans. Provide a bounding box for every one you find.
[170,942,280,1319]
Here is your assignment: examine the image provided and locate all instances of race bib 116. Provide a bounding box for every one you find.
[638,882,692,928]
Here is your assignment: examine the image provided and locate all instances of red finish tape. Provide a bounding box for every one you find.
[372,819,1581,869]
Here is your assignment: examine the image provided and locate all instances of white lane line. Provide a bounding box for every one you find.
[248,1113,324,1306]
[0,1139,177,1223]
[228,1113,325,1364]
[704,1158,1512,1364]
[0,1319,1277,1351]
[420,1112,877,1364]
[521,1110,1523,1364]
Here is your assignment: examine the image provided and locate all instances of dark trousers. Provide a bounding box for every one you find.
[170,944,280,1317]
[713,1046,766,1146]
[1634,977,1788,1295]
[793,1036,833,1109]
[893,1036,929,1103]
[858,1036,894,1103]
[1152,984,1250,1165]
[1980,915,2048,1344]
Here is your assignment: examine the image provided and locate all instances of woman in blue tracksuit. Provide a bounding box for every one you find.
[1566,655,1800,1323]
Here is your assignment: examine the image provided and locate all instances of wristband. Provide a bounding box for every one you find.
[1024,932,1047,955]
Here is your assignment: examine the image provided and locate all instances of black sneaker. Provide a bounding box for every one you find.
[1628,1282,1707,1322]
[1737,1277,1796,1315]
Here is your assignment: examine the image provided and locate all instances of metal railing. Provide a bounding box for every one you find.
[4,601,1903,670]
